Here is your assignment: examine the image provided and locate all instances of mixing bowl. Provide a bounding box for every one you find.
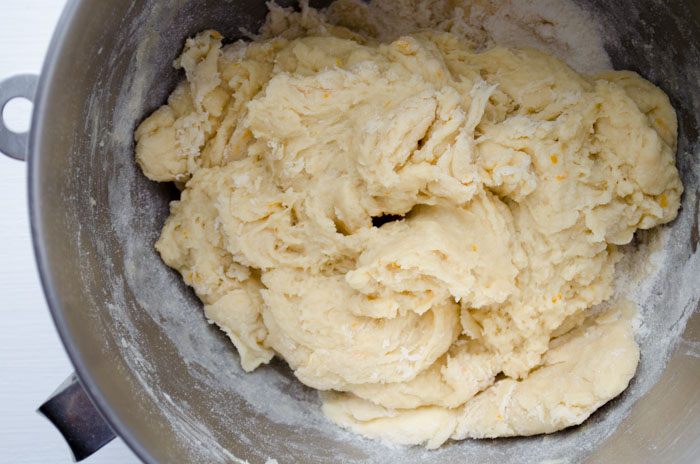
[1,0,698,462]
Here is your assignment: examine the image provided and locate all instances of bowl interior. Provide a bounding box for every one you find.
[30,1,700,462]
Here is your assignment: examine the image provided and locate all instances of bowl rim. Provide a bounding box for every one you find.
[28,1,155,462]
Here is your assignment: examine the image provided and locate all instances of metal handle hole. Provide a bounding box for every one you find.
[2,96,33,134]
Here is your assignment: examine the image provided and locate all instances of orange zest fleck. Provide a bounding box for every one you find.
[323,93,329,99]
[391,262,401,269]
[660,193,668,208]
[436,71,442,78]
[352,322,358,327]
[550,155,558,164]
[472,246,478,252]
[188,273,193,280]
[497,414,502,419]
[558,293,562,300]
[552,298,557,303]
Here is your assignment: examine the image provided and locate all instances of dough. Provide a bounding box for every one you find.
[134,1,682,449]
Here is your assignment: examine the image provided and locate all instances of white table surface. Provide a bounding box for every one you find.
[0,1,139,462]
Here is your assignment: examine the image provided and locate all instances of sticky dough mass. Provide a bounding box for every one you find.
[134,3,682,448]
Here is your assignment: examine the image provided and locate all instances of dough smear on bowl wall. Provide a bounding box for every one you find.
[133,0,683,449]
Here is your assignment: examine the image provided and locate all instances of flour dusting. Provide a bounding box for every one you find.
[316,0,611,73]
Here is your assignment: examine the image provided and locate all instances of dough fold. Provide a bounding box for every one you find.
[322,305,640,448]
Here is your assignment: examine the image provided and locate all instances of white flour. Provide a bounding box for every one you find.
[322,0,611,73]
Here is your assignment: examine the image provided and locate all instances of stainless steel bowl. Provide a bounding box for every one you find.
[1,0,698,462]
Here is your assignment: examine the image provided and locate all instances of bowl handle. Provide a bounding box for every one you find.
[38,373,117,461]
[0,74,39,161]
